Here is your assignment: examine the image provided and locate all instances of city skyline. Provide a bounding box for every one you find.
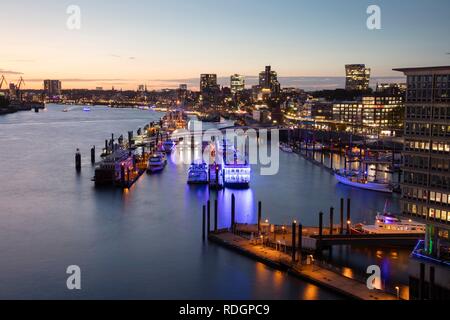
[1,0,449,90]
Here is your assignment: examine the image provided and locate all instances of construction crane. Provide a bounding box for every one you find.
[15,77,25,101]
[0,75,7,90]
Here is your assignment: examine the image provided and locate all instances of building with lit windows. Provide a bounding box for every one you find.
[345,64,371,91]
[394,66,450,300]
[200,74,219,93]
[259,66,280,98]
[332,95,404,135]
[230,74,245,94]
[44,80,62,97]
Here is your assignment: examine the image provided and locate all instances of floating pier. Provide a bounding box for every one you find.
[203,196,419,300]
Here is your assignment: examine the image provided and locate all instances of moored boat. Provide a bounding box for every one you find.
[187,162,209,184]
[147,153,167,174]
[334,169,393,193]
[280,143,293,153]
[163,139,176,153]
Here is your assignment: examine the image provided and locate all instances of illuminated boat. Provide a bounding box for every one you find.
[83,107,91,112]
[335,169,392,193]
[357,211,426,235]
[147,153,167,174]
[187,162,209,184]
[218,139,251,189]
[280,143,293,153]
[163,139,176,153]
[301,142,324,151]
[93,149,134,186]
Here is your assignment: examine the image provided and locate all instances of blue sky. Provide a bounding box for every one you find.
[0,0,449,89]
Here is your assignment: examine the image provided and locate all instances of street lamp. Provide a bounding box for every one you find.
[395,286,400,300]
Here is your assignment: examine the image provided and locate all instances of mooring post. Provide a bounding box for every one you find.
[231,194,236,233]
[347,198,351,235]
[330,207,334,236]
[207,200,211,235]
[319,212,323,239]
[120,164,125,187]
[340,198,344,235]
[298,224,303,264]
[292,221,297,263]
[330,140,334,170]
[91,146,95,164]
[257,201,262,235]
[202,205,206,241]
[75,149,81,171]
[214,198,218,233]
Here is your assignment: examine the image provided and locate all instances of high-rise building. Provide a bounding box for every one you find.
[394,66,450,300]
[332,95,404,135]
[179,84,188,91]
[230,74,245,94]
[259,66,280,97]
[44,80,62,96]
[200,74,219,93]
[345,64,371,91]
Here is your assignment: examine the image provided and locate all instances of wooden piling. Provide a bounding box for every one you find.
[257,201,262,234]
[91,146,95,164]
[231,194,236,232]
[202,205,206,241]
[330,207,334,235]
[292,222,297,262]
[298,224,303,263]
[347,198,351,235]
[214,199,218,233]
[207,200,211,235]
[75,149,81,171]
[340,198,344,235]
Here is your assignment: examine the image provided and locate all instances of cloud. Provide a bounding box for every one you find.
[0,68,23,75]
[25,78,129,82]
[129,57,136,60]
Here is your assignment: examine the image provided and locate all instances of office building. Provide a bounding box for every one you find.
[394,66,450,300]
[332,95,404,135]
[259,66,280,98]
[200,74,219,93]
[44,80,62,97]
[230,74,245,94]
[345,64,371,91]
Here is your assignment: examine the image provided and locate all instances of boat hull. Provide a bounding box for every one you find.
[335,173,392,193]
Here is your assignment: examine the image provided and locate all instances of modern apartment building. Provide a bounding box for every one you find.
[394,66,450,300]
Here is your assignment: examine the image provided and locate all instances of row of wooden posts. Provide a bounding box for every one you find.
[202,195,354,262]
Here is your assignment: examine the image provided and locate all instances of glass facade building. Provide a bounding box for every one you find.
[394,66,450,300]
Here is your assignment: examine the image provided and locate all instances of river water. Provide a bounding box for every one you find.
[0,105,411,299]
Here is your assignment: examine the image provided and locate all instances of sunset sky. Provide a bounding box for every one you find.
[1,0,449,90]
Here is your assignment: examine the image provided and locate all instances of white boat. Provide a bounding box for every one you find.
[83,107,91,112]
[280,143,293,153]
[163,140,176,153]
[357,213,426,235]
[301,142,324,151]
[147,153,167,174]
[187,162,209,184]
[335,169,392,193]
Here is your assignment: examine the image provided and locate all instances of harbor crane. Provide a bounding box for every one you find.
[0,75,7,90]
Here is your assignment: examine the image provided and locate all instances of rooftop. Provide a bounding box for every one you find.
[393,66,450,73]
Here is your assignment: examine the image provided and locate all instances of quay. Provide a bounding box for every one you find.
[202,196,419,300]
[208,232,398,300]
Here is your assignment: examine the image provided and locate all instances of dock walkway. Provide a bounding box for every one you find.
[209,232,398,300]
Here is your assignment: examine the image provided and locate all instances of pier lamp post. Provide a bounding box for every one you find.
[395,286,400,300]
[347,220,351,234]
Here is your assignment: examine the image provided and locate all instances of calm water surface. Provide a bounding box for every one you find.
[0,105,410,299]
